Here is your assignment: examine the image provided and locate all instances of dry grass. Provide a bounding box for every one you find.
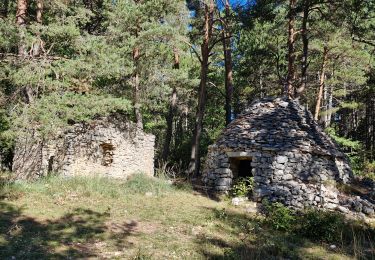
[0,174,374,259]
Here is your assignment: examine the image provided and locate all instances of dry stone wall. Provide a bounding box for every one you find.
[202,97,375,216]
[13,116,155,179]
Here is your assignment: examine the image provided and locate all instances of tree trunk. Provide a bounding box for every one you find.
[259,66,264,98]
[36,0,43,23]
[162,49,180,161]
[133,47,143,130]
[326,84,333,127]
[16,0,28,57]
[16,0,35,104]
[314,46,328,121]
[222,0,234,126]
[296,0,309,97]
[285,0,297,98]
[187,1,214,177]
[365,90,375,160]
[32,0,44,57]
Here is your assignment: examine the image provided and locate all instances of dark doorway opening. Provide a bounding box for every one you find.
[230,157,253,178]
[48,156,54,173]
[238,160,252,178]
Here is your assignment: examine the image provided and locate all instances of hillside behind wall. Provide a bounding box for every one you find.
[12,117,155,179]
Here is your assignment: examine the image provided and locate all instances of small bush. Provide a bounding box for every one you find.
[263,200,295,231]
[231,177,254,197]
[297,209,345,243]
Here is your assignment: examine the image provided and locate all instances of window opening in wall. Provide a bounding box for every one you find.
[230,157,253,178]
[100,143,115,166]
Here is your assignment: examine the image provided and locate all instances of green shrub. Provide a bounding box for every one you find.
[231,177,254,197]
[297,209,345,243]
[263,200,295,231]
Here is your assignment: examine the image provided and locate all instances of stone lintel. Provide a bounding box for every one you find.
[227,151,252,158]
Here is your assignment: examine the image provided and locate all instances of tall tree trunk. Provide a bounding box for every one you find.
[259,66,264,98]
[365,90,375,160]
[296,0,309,97]
[32,0,44,56]
[222,0,234,126]
[326,84,333,127]
[187,1,214,177]
[133,47,143,130]
[162,49,180,161]
[16,0,28,57]
[16,0,34,103]
[285,0,297,98]
[36,0,43,23]
[314,46,328,121]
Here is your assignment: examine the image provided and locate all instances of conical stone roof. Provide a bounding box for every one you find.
[215,97,345,158]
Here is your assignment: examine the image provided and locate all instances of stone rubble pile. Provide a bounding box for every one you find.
[202,97,374,216]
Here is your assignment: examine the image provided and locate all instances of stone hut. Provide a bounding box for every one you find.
[202,97,360,211]
[12,116,155,180]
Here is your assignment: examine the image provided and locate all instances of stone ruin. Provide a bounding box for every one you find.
[203,97,375,216]
[12,116,155,180]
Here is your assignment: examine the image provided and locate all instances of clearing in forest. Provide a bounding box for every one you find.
[0,174,374,259]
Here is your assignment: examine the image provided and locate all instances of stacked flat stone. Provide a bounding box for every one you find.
[202,97,375,216]
[12,115,155,180]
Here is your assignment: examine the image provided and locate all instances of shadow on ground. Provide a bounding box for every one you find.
[0,202,136,259]
[196,207,375,260]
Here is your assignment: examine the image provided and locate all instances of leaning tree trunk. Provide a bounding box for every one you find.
[162,49,180,161]
[222,0,234,126]
[314,46,328,121]
[187,1,214,177]
[285,0,297,98]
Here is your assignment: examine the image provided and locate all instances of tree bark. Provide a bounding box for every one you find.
[133,47,143,130]
[314,46,328,121]
[162,49,180,161]
[222,0,234,126]
[16,0,28,57]
[32,0,44,57]
[296,0,309,97]
[326,84,333,127]
[36,0,43,23]
[285,0,297,98]
[187,0,214,177]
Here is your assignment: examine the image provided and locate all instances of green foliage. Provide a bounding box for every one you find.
[297,209,345,243]
[263,200,296,232]
[326,127,362,151]
[231,177,254,198]
[7,92,131,138]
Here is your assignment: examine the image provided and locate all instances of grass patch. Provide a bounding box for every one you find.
[0,174,374,259]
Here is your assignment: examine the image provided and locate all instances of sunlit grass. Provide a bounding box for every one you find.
[0,174,373,259]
